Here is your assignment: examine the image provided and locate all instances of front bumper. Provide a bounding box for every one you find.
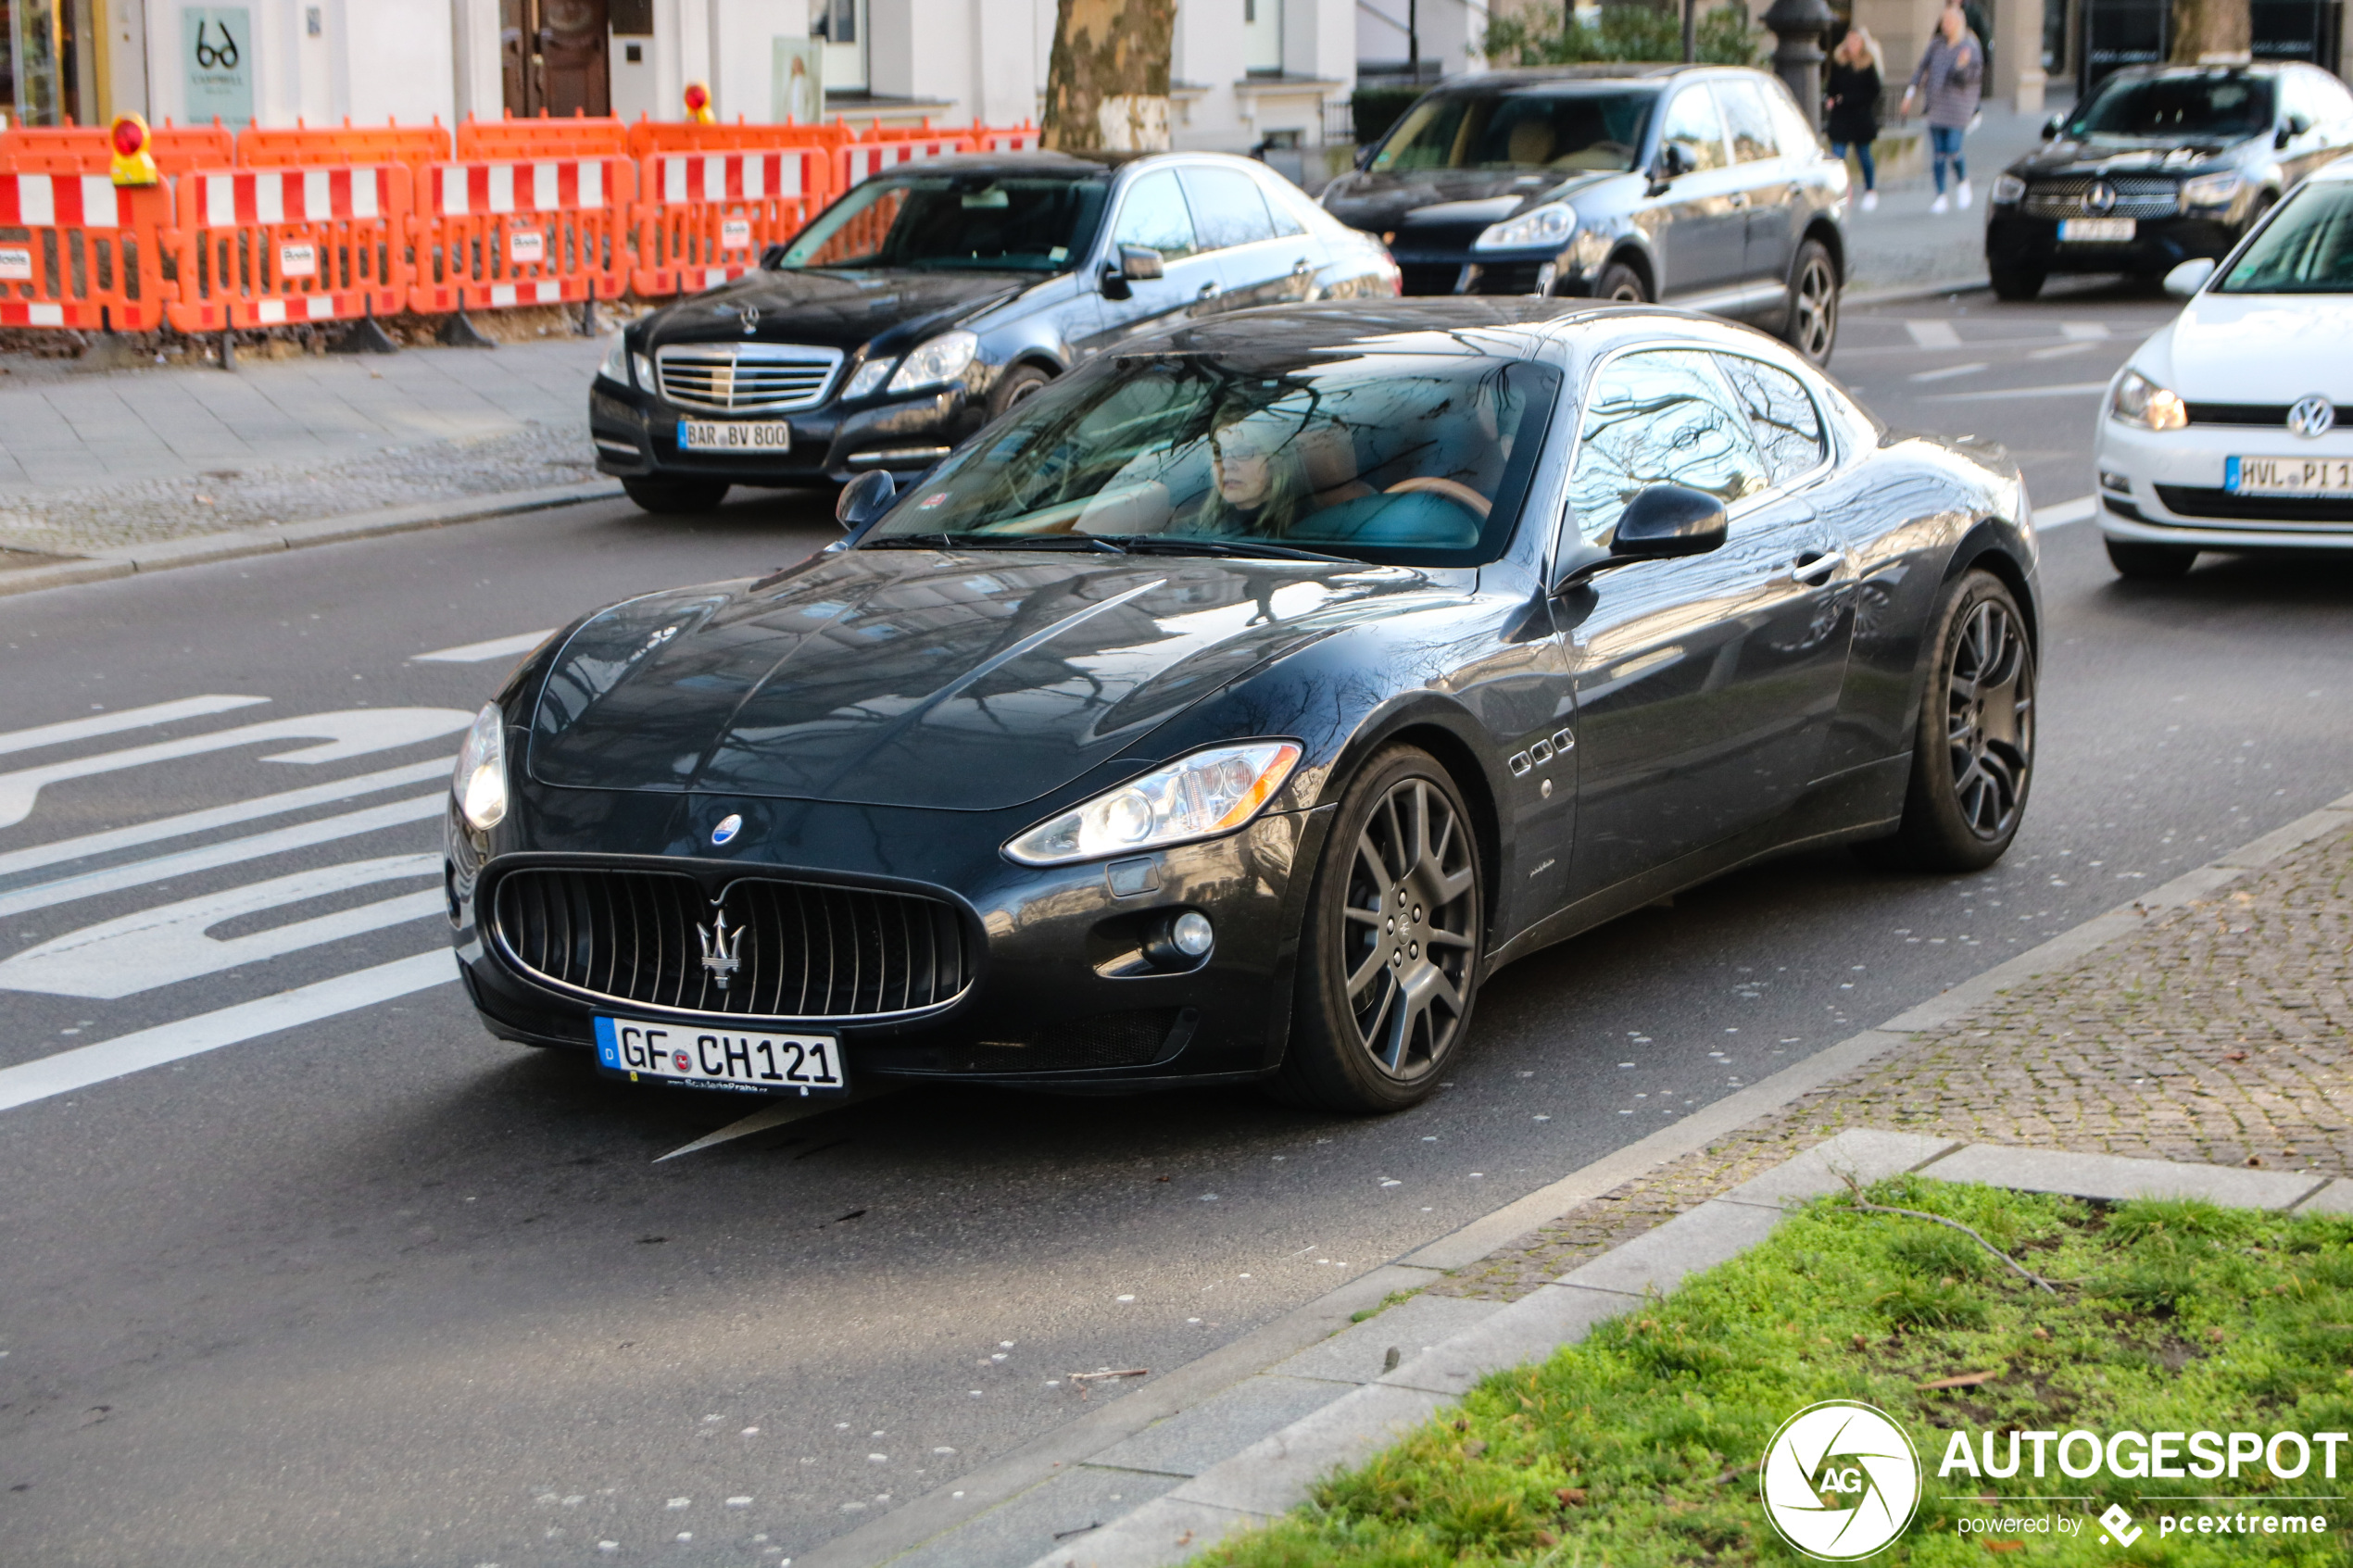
[1986,210,2240,278]
[590,375,985,486]
[2094,415,2353,547]
[447,791,1331,1092]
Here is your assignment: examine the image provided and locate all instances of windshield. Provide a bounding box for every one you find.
[863,352,1562,566]
[2065,73,2275,140]
[775,171,1109,272]
[2218,182,2353,293]
[1372,89,1656,173]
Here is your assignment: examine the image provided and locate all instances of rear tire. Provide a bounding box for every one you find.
[1272,746,1484,1115]
[623,475,730,514]
[2105,537,2198,580]
[1989,265,2045,302]
[1592,260,1648,304]
[1864,570,2035,872]
[1781,237,1839,365]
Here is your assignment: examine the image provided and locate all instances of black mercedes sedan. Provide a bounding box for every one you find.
[590,151,1398,512]
[1319,65,1849,364]
[456,299,2036,1114]
[1984,62,2353,300]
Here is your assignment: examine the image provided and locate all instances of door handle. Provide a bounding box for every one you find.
[1790,549,1844,583]
[1291,258,1313,275]
[1729,192,1750,208]
[1198,281,1221,298]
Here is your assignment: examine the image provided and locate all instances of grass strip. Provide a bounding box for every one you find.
[1189,1175,2353,1565]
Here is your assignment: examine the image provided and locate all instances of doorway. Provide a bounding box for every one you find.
[3,0,96,127]
[502,0,610,119]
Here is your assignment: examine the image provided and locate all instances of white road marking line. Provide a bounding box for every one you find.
[1908,361,1988,383]
[0,759,453,883]
[2035,495,2097,530]
[2029,342,2092,360]
[2060,321,2112,340]
[1904,320,1962,348]
[0,708,468,832]
[654,1085,903,1162]
[0,853,442,998]
[0,795,445,919]
[1921,381,2112,402]
[0,949,455,1114]
[413,630,557,665]
[0,696,270,759]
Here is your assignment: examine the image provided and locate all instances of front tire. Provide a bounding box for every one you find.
[622,475,730,514]
[1274,747,1484,1115]
[1868,571,2036,872]
[1989,265,2045,302]
[2105,537,2198,579]
[1592,260,1648,304]
[988,363,1052,420]
[1782,237,1839,364]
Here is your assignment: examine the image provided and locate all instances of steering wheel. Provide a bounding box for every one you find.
[1382,476,1492,519]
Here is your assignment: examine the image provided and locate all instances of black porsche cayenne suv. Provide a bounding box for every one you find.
[1318,64,1850,363]
[590,150,1397,512]
[1984,62,2353,301]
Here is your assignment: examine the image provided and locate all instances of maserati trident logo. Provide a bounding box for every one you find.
[2287,394,2336,438]
[698,909,745,990]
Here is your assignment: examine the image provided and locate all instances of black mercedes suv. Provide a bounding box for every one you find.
[1984,62,2353,300]
[1318,64,1850,362]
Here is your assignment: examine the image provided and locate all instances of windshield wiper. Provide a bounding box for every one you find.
[862,533,1126,554]
[1103,536,1353,565]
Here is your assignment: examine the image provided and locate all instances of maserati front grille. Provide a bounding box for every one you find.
[654,343,843,413]
[491,865,972,1022]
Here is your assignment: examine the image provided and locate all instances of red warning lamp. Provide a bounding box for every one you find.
[110,113,160,187]
[684,82,714,125]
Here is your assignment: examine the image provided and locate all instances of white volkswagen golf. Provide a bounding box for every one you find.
[2095,157,2353,578]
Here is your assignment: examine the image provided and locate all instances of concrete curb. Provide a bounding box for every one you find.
[1845,276,1993,307]
[1031,1130,2340,1568]
[801,787,2353,1568]
[0,478,626,599]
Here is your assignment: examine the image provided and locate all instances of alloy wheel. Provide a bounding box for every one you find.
[1944,597,2034,838]
[1791,252,1837,362]
[1339,777,1479,1081]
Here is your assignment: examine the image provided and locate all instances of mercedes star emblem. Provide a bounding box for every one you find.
[2287,394,2336,438]
[2085,182,2117,214]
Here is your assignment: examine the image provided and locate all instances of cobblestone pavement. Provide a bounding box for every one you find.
[1433,822,2353,1301]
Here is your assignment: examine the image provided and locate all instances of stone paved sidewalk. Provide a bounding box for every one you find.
[1432,819,2353,1301]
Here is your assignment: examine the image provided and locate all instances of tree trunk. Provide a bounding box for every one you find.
[1041,0,1176,154]
[2168,0,2250,61]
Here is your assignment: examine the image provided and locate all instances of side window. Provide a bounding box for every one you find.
[1762,76,1824,156]
[1715,80,1781,163]
[1659,86,1730,172]
[1714,354,1827,483]
[1257,174,1309,237]
[1567,349,1770,544]
[1177,166,1277,252]
[1113,169,1200,261]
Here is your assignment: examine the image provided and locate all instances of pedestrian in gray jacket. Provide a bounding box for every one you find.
[1901,2,1984,213]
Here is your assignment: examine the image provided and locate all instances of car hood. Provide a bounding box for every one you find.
[638,267,1034,354]
[2006,133,2249,179]
[2138,292,2353,401]
[1320,167,1624,234]
[527,548,1451,811]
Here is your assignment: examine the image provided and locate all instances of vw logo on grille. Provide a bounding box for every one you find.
[711,812,743,846]
[2085,182,2117,214]
[698,909,745,990]
[2287,394,2336,438]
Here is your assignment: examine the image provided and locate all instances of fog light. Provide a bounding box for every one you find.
[2099,469,2133,494]
[1171,910,1214,958]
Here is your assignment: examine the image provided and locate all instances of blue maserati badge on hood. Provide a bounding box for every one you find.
[711,813,743,847]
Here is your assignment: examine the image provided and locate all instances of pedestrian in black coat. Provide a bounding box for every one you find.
[1824,27,1884,208]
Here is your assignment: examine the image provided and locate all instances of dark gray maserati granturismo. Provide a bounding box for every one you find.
[447,299,2038,1114]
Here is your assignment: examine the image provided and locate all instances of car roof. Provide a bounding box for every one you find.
[2099,61,2295,82]
[1416,63,1749,93]
[852,151,1109,179]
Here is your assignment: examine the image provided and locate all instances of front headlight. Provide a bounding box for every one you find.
[598,336,631,385]
[2181,169,2241,208]
[1004,741,1303,866]
[1472,202,1577,252]
[842,357,897,400]
[1991,173,2026,205]
[2110,369,2188,432]
[887,330,980,394]
[634,351,656,392]
[452,703,510,832]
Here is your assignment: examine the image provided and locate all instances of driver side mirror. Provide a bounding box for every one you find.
[2163,257,2217,296]
[836,469,898,531]
[1647,142,1692,195]
[1100,244,1164,301]
[2276,113,2312,148]
[1553,484,1729,594]
[759,243,789,269]
[2042,114,2064,140]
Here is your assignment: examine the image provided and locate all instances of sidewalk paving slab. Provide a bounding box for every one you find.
[1919,1143,2334,1210]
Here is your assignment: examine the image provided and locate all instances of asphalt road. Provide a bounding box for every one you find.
[5,284,2351,1568]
